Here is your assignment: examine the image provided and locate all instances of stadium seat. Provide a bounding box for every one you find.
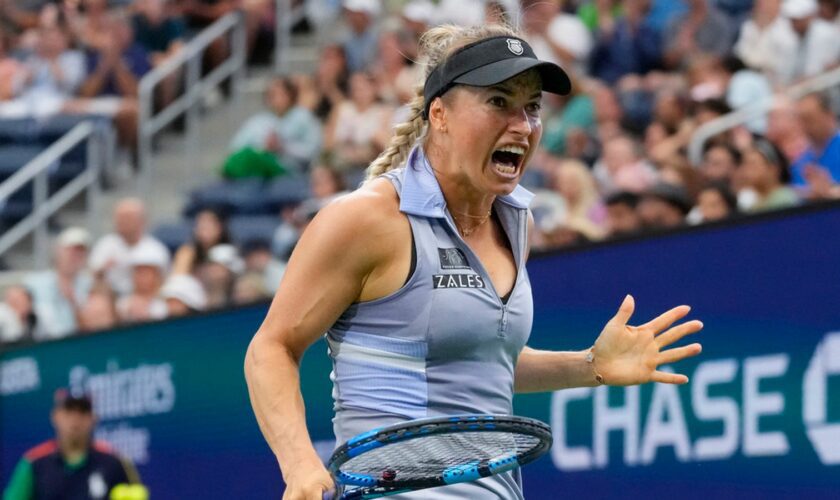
[263,176,310,213]
[227,215,281,247]
[152,220,194,254]
[183,179,270,216]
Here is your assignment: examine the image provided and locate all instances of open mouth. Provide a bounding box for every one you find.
[491,145,525,176]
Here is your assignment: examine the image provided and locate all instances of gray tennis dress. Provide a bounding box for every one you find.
[327,146,535,499]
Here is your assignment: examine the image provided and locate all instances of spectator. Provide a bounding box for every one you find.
[372,30,416,107]
[578,0,624,32]
[226,77,322,176]
[589,0,662,84]
[89,198,171,296]
[198,244,244,309]
[324,72,393,171]
[604,191,642,236]
[0,0,56,34]
[77,14,151,151]
[637,182,692,229]
[272,165,348,260]
[402,1,435,42]
[65,0,112,51]
[550,158,607,237]
[132,0,186,66]
[172,208,231,275]
[78,285,118,333]
[521,0,593,76]
[0,285,40,344]
[2,389,143,500]
[818,0,840,22]
[340,0,381,73]
[232,272,270,305]
[131,0,186,107]
[738,138,800,211]
[772,0,840,85]
[19,23,86,111]
[734,0,794,77]
[766,97,811,162]
[312,44,350,121]
[116,243,170,323]
[24,227,93,339]
[721,56,774,133]
[593,134,659,194]
[0,34,25,100]
[160,274,207,317]
[663,0,736,69]
[699,141,741,183]
[694,181,739,222]
[540,80,596,157]
[78,14,151,97]
[790,93,840,192]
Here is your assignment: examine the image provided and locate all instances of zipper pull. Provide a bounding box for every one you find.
[498,306,509,338]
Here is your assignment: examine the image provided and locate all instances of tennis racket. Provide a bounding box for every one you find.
[323,414,552,499]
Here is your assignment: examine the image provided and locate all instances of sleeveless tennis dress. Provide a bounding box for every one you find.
[327,146,535,499]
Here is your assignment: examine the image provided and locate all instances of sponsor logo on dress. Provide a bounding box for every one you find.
[438,248,471,269]
[433,274,485,289]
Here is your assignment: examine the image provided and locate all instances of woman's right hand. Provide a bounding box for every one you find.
[282,463,335,500]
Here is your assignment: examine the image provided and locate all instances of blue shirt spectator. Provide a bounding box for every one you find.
[790,93,840,186]
[84,44,151,97]
[590,9,662,84]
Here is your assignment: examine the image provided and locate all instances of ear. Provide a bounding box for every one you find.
[427,97,447,133]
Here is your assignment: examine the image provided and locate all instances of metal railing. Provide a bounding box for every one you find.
[688,66,840,165]
[0,121,109,268]
[274,0,309,74]
[137,11,247,190]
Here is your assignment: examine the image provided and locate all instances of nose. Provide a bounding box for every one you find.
[508,108,532,138]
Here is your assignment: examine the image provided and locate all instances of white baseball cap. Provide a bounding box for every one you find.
[56,227,91,248]
[161,274,207,311]
[129,241,170,272]
[781,0,818,18]
[403,1,435,24]
[342,0,381,16]
[207,244,245,275]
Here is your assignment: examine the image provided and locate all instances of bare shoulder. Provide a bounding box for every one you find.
[297,177,408,268]
[313,177,403,235]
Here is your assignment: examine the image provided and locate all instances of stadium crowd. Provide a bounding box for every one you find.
[1,0,839,344]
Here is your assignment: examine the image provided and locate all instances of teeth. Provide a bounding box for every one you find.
[496,145,526,155]
[494,163,517,174]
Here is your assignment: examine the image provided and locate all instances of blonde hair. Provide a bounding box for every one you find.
[365,23,520,180]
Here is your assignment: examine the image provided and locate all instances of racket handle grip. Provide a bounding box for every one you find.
[322,491,335,500]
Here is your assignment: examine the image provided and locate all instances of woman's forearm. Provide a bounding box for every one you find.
[514,346,601,393]
[244,334,324,478]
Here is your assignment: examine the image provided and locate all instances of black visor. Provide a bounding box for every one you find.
[422,36,572,118]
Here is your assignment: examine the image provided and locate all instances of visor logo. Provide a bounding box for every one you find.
[507,39,524,55]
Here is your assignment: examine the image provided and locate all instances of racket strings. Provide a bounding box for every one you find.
[340,431,541,481]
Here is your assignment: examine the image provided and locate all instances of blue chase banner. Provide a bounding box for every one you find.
[2,202,839,499]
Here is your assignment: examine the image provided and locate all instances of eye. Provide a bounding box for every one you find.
[526,102,542,114]
[489,96,507,108]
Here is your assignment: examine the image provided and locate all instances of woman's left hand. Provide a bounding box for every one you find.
[592,295,703,386]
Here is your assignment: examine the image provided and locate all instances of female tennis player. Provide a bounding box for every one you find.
[245,23,703,500]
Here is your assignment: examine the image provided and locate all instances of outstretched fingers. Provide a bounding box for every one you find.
[640,305,691,334]
[657,343,702,366]
[656,319,704,348]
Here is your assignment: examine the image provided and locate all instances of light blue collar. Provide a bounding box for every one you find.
[398,146,534,218]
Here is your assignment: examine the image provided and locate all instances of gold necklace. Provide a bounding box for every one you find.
[451,209,492,237]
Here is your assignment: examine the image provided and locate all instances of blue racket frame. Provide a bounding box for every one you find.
[325,414,552,499]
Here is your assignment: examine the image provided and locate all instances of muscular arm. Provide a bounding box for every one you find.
[244,181,409,494]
